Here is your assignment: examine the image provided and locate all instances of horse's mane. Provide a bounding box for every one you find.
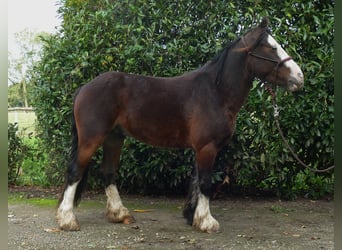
[212,37,242,85]
[212,26,270,85]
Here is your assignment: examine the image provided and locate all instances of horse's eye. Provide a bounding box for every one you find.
[272,47,277,51]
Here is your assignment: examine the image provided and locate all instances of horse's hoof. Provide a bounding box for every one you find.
[122,216,136,224]
[107,212,135,224]
[56,211,80,231]
[194,222,220,233]
[106,206,135,224]
[192,215,220,233]
[59,224,81,231]
[58,219,80,231]
[203,223,220,233]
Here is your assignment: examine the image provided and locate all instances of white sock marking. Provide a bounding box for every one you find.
[57,181,80,229]
[105,184,124,209]
[193,193,219,233]
[105,184,131,222]
[60,182,79,211]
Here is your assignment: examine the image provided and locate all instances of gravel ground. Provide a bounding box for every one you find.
[8,188,334,250]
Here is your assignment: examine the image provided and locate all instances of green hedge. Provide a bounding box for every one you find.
[32,0,334,199]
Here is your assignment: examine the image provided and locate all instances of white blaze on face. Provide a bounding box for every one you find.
[267,34,304,91]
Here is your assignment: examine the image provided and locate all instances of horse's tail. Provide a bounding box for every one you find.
[59,88,89,207]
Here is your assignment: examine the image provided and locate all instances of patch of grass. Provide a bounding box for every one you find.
[8,193,105,209]
[8,192,183,213]
[270,204,295,214]
[8,193,58,207]
[24,198,58,207]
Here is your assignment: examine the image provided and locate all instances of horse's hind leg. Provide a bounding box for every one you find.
[57,135,104,231]
[100,129,134,224]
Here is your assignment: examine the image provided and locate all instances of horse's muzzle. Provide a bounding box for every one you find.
[288,73,304,92]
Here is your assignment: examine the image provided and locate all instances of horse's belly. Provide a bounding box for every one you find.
[126,127,190,148]
[117,114,190,148]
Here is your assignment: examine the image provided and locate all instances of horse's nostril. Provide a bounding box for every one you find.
[298,73,304,81]
[288,76,303,92]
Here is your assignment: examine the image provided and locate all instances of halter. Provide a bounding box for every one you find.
[214,31,292,86]
[241,34,292,82]
[248,51,292,66]
[242,33,334,173]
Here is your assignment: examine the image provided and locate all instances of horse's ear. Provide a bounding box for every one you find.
[259,17,269,28]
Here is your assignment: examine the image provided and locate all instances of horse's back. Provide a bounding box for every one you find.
[73,71,194,147]
[115,73,193,147]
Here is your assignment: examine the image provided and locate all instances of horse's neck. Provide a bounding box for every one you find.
[204,56,253,112]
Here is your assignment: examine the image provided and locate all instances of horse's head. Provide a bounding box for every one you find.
[241,17,304,91]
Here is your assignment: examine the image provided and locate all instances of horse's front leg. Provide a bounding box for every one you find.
[105,184,134,223]
[101,132,135,224]
[183,143,220,233]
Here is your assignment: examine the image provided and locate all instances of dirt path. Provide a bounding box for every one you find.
[8,188,334,250]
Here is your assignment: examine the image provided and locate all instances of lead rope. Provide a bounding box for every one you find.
[264,84,334,173]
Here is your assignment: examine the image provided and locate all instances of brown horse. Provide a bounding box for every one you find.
[57,17,303,233]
